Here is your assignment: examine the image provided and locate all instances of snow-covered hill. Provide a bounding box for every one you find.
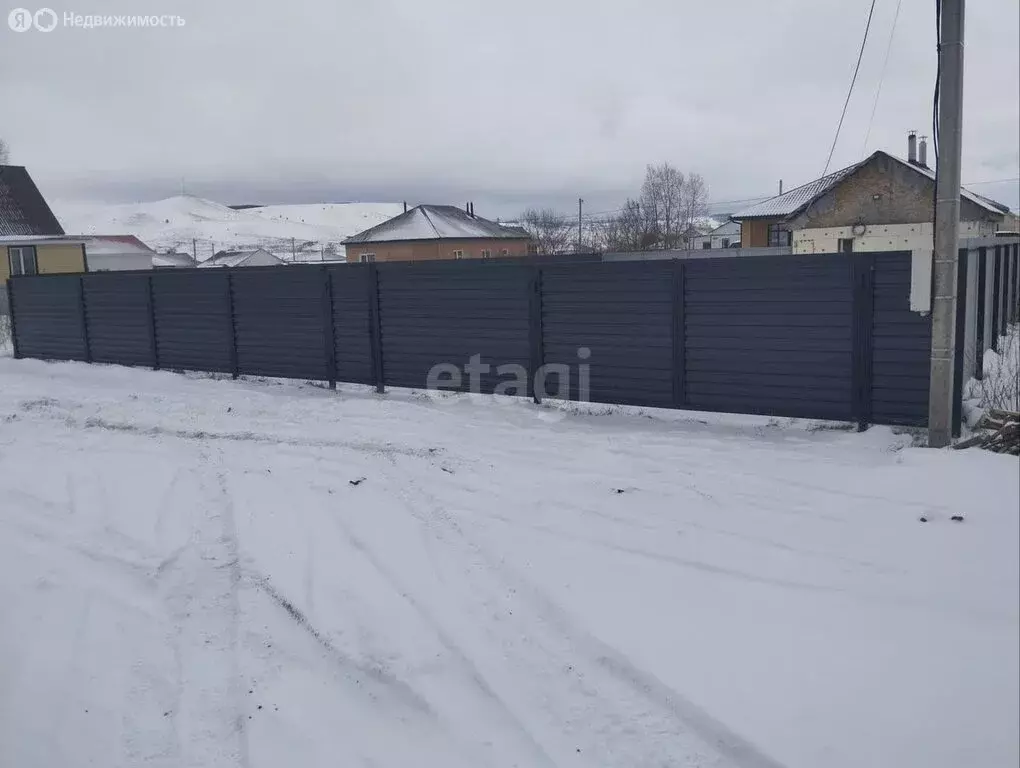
[54,196,405,262]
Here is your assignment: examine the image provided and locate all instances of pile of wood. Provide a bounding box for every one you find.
[954,409,1020,454]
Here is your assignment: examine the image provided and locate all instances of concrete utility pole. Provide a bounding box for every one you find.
[928,0,965,448]
[577,198,584,253]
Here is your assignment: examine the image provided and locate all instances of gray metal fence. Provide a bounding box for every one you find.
[7,243,1020,429]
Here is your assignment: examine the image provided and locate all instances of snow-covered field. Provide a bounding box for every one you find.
[54,196,404,261]
[0,357,1017,768]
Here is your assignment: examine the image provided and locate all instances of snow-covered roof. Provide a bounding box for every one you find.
[199,248,282,268]
[0,166,65,236]
[0,234,85,245]
[153,252,196,268]
[733,165,861,220]
[345,205,532,244]
[82,235,155,255]
[708,219,741,236]
[734,151,1009,220]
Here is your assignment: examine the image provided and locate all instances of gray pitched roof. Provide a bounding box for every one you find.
[733,151,1009,220]
[0,166,64,236]
[708,219,741,236]
[345,205,531,244]
[199,248,281,268]
[733,164,861,220]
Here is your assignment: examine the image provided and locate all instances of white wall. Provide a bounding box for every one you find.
[793,221,998,255]
[87,250,153,271]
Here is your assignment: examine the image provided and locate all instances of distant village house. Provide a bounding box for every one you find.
[344,204,535,263]
[1,165,86,290]
[199,248,284,268]
[733,133,1013,254]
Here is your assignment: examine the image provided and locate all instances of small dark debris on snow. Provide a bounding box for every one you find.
[441,467,454,474]
[919,516,929,523]
[258,705,263,710]
[163,711,170,717]
[613,488,626,494]
[227,407,232,413]
[951,515,965,522]
[349,477,366,486]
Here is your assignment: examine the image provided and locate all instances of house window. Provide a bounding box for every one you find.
[501,248,509,257]
[452,250,465,259]
[526,243,539,255]
[767,224,791,247]
[357,253,376,263]
[837,238,854,253]
[701,240,712,249]
[8,246,38,276]
[721,238,730,248]
[480,249,491,259]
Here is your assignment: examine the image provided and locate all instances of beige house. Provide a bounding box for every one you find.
[2,236,87,287]
[733,135,1010,254]
[344,204,535,263]
[2,164,86,289]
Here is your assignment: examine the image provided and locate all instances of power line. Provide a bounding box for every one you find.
[962,177,1020,186]
[862,0,904,157]
[823,0,879,176]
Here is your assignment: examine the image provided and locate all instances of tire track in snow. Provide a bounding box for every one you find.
[155,446,249,768]
[322,510,559,768]
[374,455,787,768]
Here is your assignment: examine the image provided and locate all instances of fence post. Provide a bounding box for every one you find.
[1007,240,1015,322]
[671,259,686,409]
[78,275,92,363]
[6,279,21,359]
[226,270,239,379]
[998,245,1008,338]
[951,248,968,439]
[974,246,987,378]
[528,265,544,403]
[990,245,1001,352]
[850,253,875,430]
[322,266,337,390]
[145,274,159,370]
[367,263,384,393]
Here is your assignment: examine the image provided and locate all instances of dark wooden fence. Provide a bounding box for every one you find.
[7,244,1020,429]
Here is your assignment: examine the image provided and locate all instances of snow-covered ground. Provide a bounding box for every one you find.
[54,196,404,261]
[0,358,1017,768]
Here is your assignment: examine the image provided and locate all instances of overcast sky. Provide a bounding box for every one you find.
[2,0,1018,217]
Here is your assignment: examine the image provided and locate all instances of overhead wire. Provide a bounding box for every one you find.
[862,0,904,156]
[822,0,879,176]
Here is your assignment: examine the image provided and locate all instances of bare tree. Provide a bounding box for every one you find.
[621,163,711,250]
[0,138,9,165]
[600,198,658,252]
[639,163,686,249]
[679,172,710,248]
[519,207,574,254]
